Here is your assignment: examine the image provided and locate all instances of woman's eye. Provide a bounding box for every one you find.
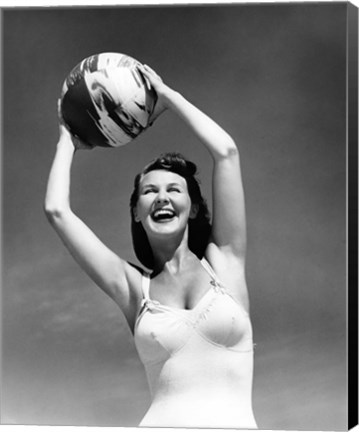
[168,187,180,193]
[143,189,155,194]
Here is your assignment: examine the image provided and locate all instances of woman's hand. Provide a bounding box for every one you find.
[137,64,173,124]
[58,123,93,151]
[57,99,93,151]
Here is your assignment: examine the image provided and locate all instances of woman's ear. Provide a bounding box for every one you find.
[189,203,199,219]
[133,207,140,223]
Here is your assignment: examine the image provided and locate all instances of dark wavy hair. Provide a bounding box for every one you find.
[130,152,212,269]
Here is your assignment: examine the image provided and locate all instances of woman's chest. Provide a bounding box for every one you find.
[135,288,253,364]
[149,262,244,310]
[149,270,212,310]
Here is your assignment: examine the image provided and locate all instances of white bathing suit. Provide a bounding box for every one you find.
[134,258,258,428]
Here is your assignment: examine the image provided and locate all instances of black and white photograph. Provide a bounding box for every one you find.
[1,1,358,431]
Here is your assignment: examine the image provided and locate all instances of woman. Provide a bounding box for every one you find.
[44,64,257,428]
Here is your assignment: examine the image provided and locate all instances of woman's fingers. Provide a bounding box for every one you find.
[143,64,159,77]
[139,63,163,85]
[73,136,93,151]
[57,111,93,151]
[136,65,151,91]
[138,66,152,90]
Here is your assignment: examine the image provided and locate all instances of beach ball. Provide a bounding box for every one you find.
[60,52,158,148]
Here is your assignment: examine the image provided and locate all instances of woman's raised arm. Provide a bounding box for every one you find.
[44,122,142,330]
[140,65,246,263]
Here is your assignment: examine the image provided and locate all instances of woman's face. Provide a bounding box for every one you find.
[134,169,196,240]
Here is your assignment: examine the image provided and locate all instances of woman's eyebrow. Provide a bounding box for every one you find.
[141,183,157,190]
[141,182,183,189]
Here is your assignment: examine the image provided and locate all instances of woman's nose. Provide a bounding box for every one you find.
[156,191,169,204]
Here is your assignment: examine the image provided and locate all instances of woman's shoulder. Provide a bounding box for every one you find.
[106,260,148,310]
[204,243,249,310]
[114,261,149,332]
[204,242,246,274]
[124,261,149,287]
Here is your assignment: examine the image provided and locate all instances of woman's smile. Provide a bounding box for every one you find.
[135,170,193,235]
[151,207,177,223]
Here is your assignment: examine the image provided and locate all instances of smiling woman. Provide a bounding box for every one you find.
[44,63,257,428]
[130,153,211,271]
[135,170,193,231]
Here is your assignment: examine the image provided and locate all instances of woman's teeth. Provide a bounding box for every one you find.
[152,209,176,221]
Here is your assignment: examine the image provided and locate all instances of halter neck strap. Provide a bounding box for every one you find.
[141,271,151,300]
[200,257,220,283]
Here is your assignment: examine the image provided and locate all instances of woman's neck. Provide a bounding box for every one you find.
[149,231,194,274]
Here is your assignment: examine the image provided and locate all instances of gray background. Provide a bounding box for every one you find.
[2,3,348,430]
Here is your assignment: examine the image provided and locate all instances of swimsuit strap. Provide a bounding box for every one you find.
[200,258,222,286]
[141,271,151,301]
